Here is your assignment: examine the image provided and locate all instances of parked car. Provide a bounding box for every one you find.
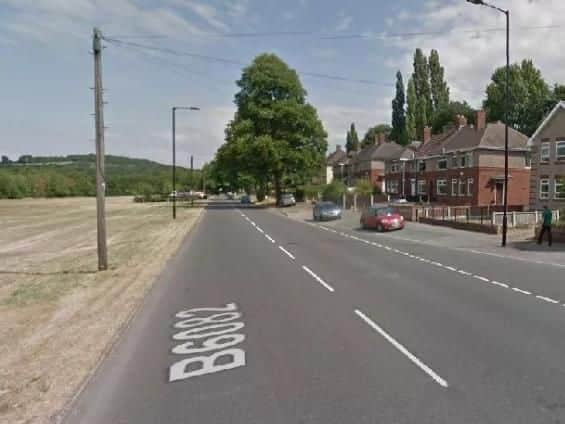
[240,195,256,204]
[278,193,296,207]
[313,201,342,221]
[360,206,405,232]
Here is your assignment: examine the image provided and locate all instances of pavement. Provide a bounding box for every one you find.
[63,200,565,424]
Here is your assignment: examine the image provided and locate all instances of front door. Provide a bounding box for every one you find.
[410,179,416,197]
[495,182,504,205]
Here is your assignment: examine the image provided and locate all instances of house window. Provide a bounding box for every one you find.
[390,162,400,172]
[539,177,550,199]
[555,176,565,200]
[451,154,458,168]
[388,180,399,194]
[556,141,565,160]
[417,180,427,195]
[458,179,465,196]
[437,157,447,170]
[467,178,474,196]
[466,152,474,167]
[540,142,550,162]
[459,155,466,168]
[418,160,426,171]
[436,179,448,195]
[451,179,458,196]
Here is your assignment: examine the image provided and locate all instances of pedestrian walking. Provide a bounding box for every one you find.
[537,205,553,246]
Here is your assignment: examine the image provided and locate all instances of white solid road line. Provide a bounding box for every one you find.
[256,227,265,234]
[278,246,296,260]
[445,266,458,272]
[265,234,275,243]
[491,281,509,288]
[354,309,449,388]
[302,265,335,293]
[512,287,532,295]
[458,270,472,276]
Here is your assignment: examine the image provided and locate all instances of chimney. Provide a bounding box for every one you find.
[456,114,468,128]
[423,126,432,144]
[476,110,486,130]
[377,132,386,145]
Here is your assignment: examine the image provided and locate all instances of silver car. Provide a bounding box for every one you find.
[278,193,296,207]
[313,201,342,221]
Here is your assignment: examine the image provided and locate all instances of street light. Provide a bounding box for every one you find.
[466,0,510,247]
[172,106,200,219]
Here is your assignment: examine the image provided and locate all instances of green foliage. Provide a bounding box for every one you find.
[429,49,450,112]
[554,84,565,101]
[346,122,360,153]
[406,77,417,141]
[300,184,323,200]
[215,53,327,201]
[484,59,553,136]
[355,179,373,196]
[362,124,391,147]
[322,180,346,203]
[432,101,476,134]
[413,48,432,137]
[0,155,201,199]
[391,71,408,145]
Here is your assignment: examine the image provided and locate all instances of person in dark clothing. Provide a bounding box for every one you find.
[537,205,553,246]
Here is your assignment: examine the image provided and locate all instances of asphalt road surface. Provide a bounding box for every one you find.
[64,202,565,424]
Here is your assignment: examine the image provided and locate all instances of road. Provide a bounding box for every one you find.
[64,201,565,424]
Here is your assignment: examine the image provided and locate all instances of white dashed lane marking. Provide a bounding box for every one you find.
[302,266,335,293]
[313,223,565,312]
[278,246,296,260]
[265,234,275,243]
[355,309,449,388]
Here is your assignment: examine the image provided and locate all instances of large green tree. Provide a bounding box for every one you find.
[391,71,408,145]
[484,59,552,136]
[219,53,327,202]
[429,49,450,113]
[406,77,417,141]
[346,122,360,153]
[412,48,432,137]
[432,101,476,134]
[361,124,392,147]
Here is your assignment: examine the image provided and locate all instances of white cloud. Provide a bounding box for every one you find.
[335,12,353,32]
[225,0,249,18]
[388,0,565,108]
[180,1,229,31]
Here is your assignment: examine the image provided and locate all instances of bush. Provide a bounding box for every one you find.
[355,180,373,196]
[322,181,346,203]
[300,184,323,200]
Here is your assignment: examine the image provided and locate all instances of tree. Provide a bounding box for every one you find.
[432,101,476,134]
[412,48,432,137]
[429,49,450,113]
[406,77,417,141]
[322,180,346,203]
[355,179,373,196]
[1,156,10,165]
[484,59,552,136]
[554,84,565,101]
[221,53,327,202]
[391,71,408,145]
[346,123,359,153]
[362,124,392,147]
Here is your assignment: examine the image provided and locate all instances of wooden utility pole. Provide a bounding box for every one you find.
[93,28,108,270]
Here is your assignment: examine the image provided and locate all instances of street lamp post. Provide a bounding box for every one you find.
[466,0,510,247]
[172,106,200,219]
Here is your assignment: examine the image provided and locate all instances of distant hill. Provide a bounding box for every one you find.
[0,154,202,199]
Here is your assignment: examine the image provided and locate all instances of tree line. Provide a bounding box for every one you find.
[0,155,202,199]
[344,49,565,153]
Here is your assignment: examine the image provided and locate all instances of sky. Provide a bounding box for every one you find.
[1,0,564,167]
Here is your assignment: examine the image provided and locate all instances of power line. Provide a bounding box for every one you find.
[104,37,392,86]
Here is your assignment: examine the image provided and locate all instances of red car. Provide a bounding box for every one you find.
[360,206,405,232]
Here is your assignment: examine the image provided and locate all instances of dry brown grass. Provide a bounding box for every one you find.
[0,197,202,424]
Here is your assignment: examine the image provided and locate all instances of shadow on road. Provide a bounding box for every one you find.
[510,240,565,252]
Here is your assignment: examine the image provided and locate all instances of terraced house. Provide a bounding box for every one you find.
[528,101,565,210]
[385,111,531,207]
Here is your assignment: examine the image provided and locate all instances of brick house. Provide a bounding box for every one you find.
[385,111,531,206]
[350,133,404,191]
[528,101,565,210]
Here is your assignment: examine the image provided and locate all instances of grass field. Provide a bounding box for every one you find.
[0,197,202,424]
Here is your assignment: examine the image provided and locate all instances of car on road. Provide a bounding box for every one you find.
[278,193,296,207]
[360,206,405,232]
[312,201,342,221]
[240,195,256,204]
